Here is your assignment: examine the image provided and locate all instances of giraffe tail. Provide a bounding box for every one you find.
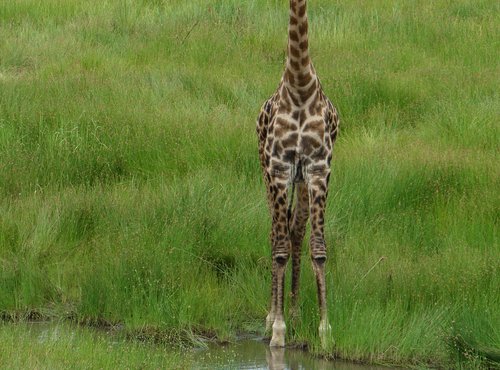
[287,160,303,233]
[287,182,295,232]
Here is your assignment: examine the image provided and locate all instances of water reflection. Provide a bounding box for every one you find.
[193,338,392,370]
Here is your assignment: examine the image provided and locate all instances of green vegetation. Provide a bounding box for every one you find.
[1,0,499,368]
[0,322,185,369]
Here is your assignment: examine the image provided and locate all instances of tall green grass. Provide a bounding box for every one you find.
[0,0,499,367]
[0,322,185,369]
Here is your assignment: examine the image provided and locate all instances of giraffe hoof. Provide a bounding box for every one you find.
[270,321,286,347]
[319,320,333,350]
[270,335,285,347]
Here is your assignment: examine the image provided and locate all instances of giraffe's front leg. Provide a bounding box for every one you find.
[308,172,333,349]
[269,175,291,347]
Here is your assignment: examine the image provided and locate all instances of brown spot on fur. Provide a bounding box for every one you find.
[281,93,293,112]
[276,182,286,190]
[275,117,296,132]
[298,5,306,18]
[300,83,317,102]
[282,133,299,147]
[290,60,300,71]
[290,45,300,59]
[304,120,324,133]
[301,135,321,154]
[311,146,327,161]
[289,91,300,106]
[272,141,283,157]
[297,72,312,86]
[309,102,317,116]
[299,22,308,36]
[282,86,289,100]
[278,105,291,116]
[283,149,296,163]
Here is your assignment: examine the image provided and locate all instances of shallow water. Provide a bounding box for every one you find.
[191,337,392,370]
[26,323,391,369]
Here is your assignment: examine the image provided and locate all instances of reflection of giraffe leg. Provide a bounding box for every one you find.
[289,183,309,323]
[308,172,332,349]
[265,346,286,370]
[269,175,291,347]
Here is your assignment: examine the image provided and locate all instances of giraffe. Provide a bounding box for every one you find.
[256,0,339,348]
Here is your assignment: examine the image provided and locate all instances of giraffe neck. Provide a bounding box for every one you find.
[285,0,316,99]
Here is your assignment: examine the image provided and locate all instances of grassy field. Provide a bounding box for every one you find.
[0,322,185,369]
[0,0,499,368]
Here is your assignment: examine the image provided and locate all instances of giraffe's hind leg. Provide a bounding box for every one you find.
[266,229,277,332]
[289,183,309,324]
[261,158,277,333]
[308,170,333,349]
[268,173,292,347]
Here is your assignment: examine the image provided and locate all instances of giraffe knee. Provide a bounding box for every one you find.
[312,255,327,265]
[274,253,290,266]
[310,237,326,265]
